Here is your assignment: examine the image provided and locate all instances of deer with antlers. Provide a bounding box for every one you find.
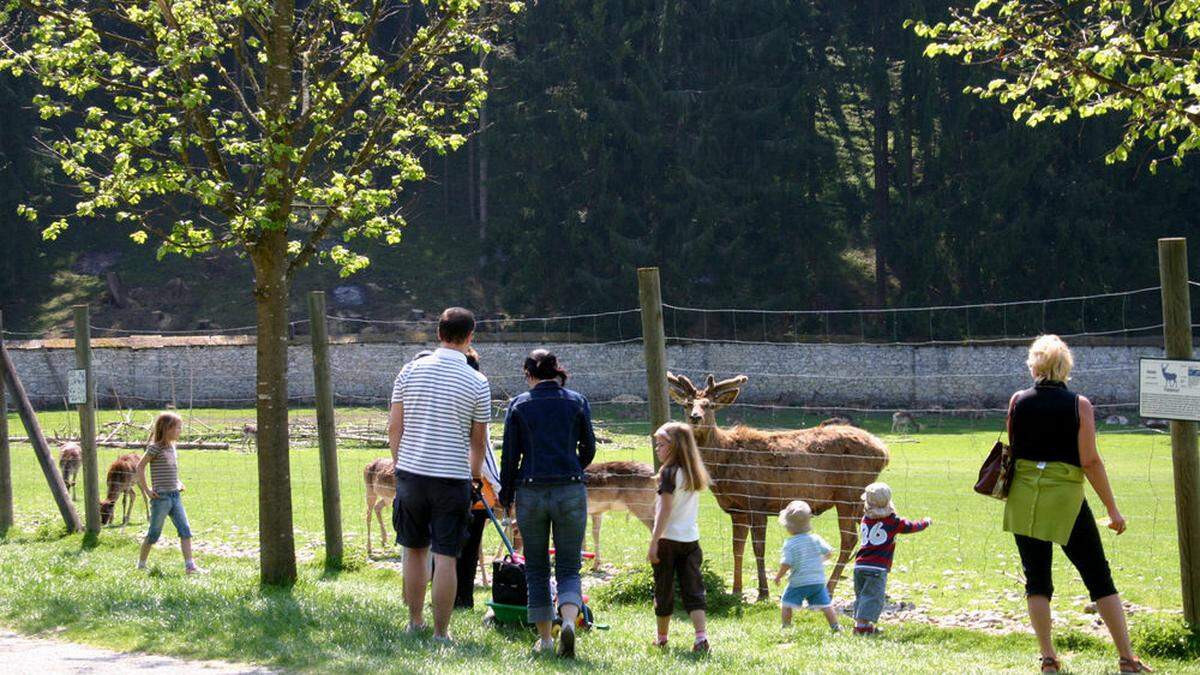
[585,460,656,570]
[667,372,889,601]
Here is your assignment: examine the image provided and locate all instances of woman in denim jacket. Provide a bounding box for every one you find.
[500,349,596,658]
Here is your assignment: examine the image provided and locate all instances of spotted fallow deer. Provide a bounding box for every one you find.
[364,458,396,556]
[100,453,148,526]
[585,460,656,570]
[667,373,889,600]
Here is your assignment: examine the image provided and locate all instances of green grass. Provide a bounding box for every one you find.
[0,405,1194,672]
[0,534,1196,673]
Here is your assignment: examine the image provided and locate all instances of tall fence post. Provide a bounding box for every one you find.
[638,268,671,470]
[74,305,100,540]
[0,311,12,536]
[308,291,343,569]
[0,324,81,532]
[1158,237,1200,627]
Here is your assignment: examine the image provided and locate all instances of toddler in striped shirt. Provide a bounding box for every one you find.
[774,500,839,632]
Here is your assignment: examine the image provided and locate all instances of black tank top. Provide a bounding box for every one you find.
[1009,381,1080,466]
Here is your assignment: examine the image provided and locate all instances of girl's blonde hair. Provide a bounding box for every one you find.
[149,411,183,446]
[1026,334,1074,383]
[655,422,710,492]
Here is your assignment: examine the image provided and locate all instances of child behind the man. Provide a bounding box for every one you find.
[773,500,840,632]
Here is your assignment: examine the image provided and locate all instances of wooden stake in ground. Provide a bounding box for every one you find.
[0,310,12,535]
[74,306,100,537]
[308,291,343,569]
[638,267,671,470]
[0,320,81,532]
[1158,237,1200,627]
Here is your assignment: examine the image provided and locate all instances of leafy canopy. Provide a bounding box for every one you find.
[912,0,1200,172]
[0,0,522,276]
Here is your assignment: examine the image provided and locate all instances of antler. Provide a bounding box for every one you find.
[705,374,747,397]
[667,372,698,397]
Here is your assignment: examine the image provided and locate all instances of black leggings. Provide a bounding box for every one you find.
[454,510,488,608]
[1014,501,1117,602]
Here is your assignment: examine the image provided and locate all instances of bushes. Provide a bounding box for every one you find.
[591,560,741,614]
[1131,615,1200,660]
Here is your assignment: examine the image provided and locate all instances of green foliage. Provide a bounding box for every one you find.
[0,0,522,277]
[913,1,1200,169]
[591,559,742,615]
[1132,615,1200,660]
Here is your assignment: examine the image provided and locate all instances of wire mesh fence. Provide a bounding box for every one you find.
[0,283,1191,618]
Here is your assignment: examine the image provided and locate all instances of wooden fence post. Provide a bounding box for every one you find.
[1158,237,1200,627]
[638,268,671,470]
[0,326,81,532]
[74,306,100,539]
[308,291,343,569]
[0,310,12,535]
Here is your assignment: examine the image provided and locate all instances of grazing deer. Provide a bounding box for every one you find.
[891,411,922,434]
[668,373,889,600]
[58,442,82,500]
[585,460,656,570]
[240,424,257,452]
[100,453,148,526]
[364,458,396,556]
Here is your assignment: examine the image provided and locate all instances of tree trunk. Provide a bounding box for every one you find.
[870,0,891,307]
[467,136,477,230]
[478,102,489,249]
[251,228,297,586]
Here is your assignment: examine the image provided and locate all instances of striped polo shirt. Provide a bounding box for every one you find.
[144,442,181,492]
[391,347,491,480]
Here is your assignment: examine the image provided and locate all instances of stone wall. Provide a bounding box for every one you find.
[4,337,1161,410]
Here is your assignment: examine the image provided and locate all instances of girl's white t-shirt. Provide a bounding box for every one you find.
[657,465,700,542]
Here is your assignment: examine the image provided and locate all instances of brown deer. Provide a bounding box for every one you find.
[100,453,148,526]
[667,372,889,601]
[58,442,82,500]
[364,458,396,556]
[585,460,656,570]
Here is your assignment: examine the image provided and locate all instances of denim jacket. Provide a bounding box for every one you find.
[499,381,596,506]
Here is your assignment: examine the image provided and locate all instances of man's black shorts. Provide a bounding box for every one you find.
[392,469,472,556]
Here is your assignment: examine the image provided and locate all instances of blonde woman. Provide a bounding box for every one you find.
[647,422,711,653]
[1005,335,1149,673]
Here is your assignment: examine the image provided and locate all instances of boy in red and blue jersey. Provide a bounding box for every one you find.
[853,482,931,635]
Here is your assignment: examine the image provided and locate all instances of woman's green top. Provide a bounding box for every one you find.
[1003,459,1084,545]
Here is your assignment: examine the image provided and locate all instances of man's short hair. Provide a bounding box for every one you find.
[438,307,475,344]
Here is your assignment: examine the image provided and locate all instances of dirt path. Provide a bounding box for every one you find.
[0,631,275,674]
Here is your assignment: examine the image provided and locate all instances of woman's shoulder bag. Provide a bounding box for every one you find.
[974,432,1015,500]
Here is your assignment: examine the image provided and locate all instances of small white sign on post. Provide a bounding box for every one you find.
[67,369,88,406]
[1139,357,1200,422]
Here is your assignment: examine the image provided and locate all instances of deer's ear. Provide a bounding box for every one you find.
[711,388,740,407]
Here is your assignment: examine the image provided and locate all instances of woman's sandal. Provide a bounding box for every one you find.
[1119,657,1153,673]
[1039,656,1061,673]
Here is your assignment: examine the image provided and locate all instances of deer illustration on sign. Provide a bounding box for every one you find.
[1162,364,1179,390]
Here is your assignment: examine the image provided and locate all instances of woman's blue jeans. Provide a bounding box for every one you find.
[515,482,587,623]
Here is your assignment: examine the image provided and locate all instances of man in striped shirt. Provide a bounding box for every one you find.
[388,307,491,642]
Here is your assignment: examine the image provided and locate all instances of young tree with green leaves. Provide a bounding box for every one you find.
[0,0,521,585]
[912,0,1200,171]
